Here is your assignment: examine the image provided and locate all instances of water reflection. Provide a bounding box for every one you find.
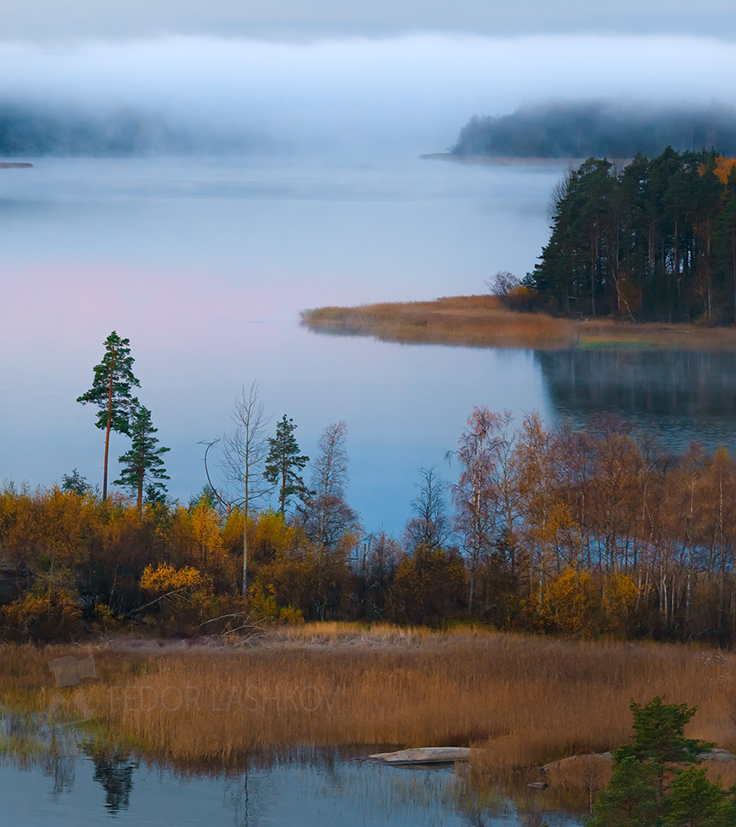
[88,747,138,813]
[0,717,581,826]
[537,348,736,453]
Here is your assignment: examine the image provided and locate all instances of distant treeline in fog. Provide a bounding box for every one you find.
[451,100,736,158]
[0,104,267,157]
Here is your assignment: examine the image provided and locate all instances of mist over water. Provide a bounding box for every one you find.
[4,34,736,160]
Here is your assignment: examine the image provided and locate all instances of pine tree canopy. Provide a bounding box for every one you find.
[116,403,170,513]
[264,415,310,515]
[77,331,142,500]
[76,331,140,435]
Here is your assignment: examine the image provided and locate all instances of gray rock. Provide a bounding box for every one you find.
[697,750,734,762]
[369,747,471,765]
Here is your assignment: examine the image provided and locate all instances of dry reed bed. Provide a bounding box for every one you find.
[301,296,736,351]
[2,628,735,771]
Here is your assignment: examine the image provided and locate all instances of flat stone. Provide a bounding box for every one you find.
[369,747,471,765]
[697,751,734,762]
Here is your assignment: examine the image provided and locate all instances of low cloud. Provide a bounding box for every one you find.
[1,34,736,158]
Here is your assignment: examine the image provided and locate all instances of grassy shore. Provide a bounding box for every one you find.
[301,295,736,350]
[2,626,734,779]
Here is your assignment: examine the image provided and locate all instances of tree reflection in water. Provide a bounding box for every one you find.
[89,747,138,813]
[537,347,736,453]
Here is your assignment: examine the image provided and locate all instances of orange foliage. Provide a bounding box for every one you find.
[712,155,736,185]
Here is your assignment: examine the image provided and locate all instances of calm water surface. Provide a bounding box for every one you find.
[1,155,735,531]
[0,726,579,827]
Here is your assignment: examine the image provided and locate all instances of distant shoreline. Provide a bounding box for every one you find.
[301,295,736,351]
[419,153,587,166]
[0,162,33,168]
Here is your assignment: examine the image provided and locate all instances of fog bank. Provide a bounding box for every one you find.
[2,34,736,158]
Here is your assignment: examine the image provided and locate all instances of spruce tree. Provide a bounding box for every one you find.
[264,415,309,515]
[77,332,140,500]
[115,404,170,515]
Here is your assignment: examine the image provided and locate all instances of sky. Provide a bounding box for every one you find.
[4,0,736,42]
[3,1,736,157]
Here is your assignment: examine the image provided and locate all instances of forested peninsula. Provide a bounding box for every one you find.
[306,147,736,346]
[450,100,736,159]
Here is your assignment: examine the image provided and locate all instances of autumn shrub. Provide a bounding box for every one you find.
[503,284,541,312]
[245,584,301,624]
[138,562,211,635]
[538,568,599,636]
[602,572,640,635]
[91,603,121,633]
[386,545,467,626]
[1,587,84,642]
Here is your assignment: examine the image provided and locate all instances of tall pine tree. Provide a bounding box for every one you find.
[115,403,170,515]
[77,331,140,500]
[264,415,309,515]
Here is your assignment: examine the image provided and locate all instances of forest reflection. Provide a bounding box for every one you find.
[537,347,736,451]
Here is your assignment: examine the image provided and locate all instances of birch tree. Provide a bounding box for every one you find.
[219,382,272,594]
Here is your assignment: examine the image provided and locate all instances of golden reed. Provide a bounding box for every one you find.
[301,295,736,351]
[2,626,734,770]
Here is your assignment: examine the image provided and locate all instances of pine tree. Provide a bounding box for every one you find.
[630,695,710,801]
[77,332,140,500]
[264,415,309,515]
[61,468,90,496]
[586,751,659,827]
[115,404,169,515]
[664,765,732,827]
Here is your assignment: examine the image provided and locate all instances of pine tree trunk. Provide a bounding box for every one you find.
[103,351,115,501]
[137,473,143,516]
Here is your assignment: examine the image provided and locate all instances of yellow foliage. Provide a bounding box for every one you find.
[248,583,279,621]
[1,588,83,642]
[278,604,305,624]
[190,501,224,564]
[541,568,596,635]
[247,583,304,624]
[603,572,640,632]
[140,563,203,594]
[92,604,120,631]
[249,509,297,565]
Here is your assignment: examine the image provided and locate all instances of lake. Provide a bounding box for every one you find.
[2,154,736,533]
[0,714,579,826]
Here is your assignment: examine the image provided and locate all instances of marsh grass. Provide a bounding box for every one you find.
[301,296,736,351]
[1,628,735,778]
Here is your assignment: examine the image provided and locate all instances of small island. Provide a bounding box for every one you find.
[301,295,736,351]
